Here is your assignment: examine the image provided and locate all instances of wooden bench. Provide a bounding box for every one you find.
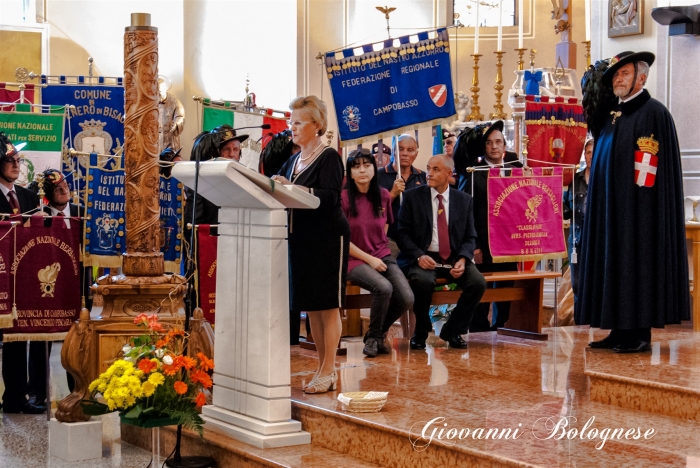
[342,270,561,341]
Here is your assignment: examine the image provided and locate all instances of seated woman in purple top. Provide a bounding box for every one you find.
[341,149,414,357]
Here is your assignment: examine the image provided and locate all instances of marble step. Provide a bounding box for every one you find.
[122,423,381,468]
[288,329,700,468]
[585,329,700,421]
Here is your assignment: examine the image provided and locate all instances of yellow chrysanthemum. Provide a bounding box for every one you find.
[148,372,165,386]
[142,381,156,397]
[97,382,108,393]
[135,370,144,379]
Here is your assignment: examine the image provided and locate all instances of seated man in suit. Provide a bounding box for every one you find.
[396,155,486,349]
[0,132,44,414]
[461,121,522,332]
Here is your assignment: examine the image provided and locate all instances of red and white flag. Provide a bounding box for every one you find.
[428,84,447,107]
[634,151,658,187]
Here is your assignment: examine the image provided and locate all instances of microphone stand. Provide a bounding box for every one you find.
[165,145,214,468]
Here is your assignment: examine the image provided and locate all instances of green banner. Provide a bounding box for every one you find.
[0,112,64,151]
[202,107,233,132]
[0,111,64,185]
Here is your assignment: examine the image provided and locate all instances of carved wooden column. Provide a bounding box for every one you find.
[123,14,163,277]
[57,13,213,423]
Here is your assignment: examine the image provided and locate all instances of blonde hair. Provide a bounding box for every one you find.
[289,95,327,136]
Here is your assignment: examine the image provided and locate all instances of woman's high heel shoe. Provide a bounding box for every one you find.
[303,372,337,394]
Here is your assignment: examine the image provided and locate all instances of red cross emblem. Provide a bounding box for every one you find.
[634,151,658,187]
[428,84,447,107]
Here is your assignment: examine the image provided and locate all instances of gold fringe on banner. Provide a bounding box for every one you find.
[339,115,456,148]
[165,260,181,273]
[492,251,568,263]
[2,332,69,342]
[0,314,14,329]
[82,253,123,268]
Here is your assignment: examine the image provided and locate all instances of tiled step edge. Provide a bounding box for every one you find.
[587,370,700,421]
[292,399,540,468]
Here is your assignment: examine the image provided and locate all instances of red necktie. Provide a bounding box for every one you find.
[7,191,19,214]
[436,194,450,261]
[56,212,65,217]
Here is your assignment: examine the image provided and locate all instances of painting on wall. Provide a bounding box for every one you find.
[609,0,643,38]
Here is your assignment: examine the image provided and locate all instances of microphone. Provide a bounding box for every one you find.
[234,124,271,131]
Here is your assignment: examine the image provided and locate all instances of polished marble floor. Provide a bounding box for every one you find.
[0,343,152,467]
[291,325,700,467]
[2,325,700,467]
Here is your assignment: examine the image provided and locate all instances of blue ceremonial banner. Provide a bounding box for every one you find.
[40,77,125,199]
[159,175,184,271]
[326,28,455,146]
[84,153,125,267]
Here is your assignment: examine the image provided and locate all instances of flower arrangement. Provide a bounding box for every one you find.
[82,313,214,436]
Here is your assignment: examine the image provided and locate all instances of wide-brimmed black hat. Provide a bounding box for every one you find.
[214,125,249,146]
[602,51,655,84]
[482,120,504,142]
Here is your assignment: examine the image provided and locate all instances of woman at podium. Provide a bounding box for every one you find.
[272,96,350,394]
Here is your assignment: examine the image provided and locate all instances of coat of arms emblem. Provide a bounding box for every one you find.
[343,106,361,132]
[38,263,61,297]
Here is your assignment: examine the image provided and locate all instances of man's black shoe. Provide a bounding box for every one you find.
[363,338,378,357]
[439,330,468,349]
[613,340,651,354]
[2,402,47,414]
[409,337,426,350]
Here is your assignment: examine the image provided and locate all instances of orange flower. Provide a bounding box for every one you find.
[173,381,188,395]
[197,352,215,372]
[138,359,157,374]
[194,391,207,407]
[133,313,149,325]
[162,362,181,376]
[167,328,185,339]
[179,356,197,370]
[190,369,213,389]
[147,314,164,332]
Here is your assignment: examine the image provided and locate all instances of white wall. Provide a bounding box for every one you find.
[27,0,296,160]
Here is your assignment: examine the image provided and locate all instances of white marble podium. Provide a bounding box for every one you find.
[172,161,318,448]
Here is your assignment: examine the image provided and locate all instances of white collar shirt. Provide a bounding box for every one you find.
[428,186,450,253]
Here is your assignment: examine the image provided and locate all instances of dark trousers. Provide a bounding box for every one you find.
[347,256,414,340]
[28,341,51,403]
[408,258,486,341]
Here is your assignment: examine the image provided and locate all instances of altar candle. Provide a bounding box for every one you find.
[585,0,591,42]
[518,0,524,48]
[474,0,480,54]
[497,0,503,51]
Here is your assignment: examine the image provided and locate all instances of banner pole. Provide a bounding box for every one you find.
[45,341,51,422]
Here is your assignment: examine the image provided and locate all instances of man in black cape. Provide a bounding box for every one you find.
[576,51,689,353]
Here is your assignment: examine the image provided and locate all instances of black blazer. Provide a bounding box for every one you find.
[396,185,477,270]
[459,155,523,256]
[0,184,39,217]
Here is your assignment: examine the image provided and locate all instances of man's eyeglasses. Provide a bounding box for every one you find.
[2,157,22,165]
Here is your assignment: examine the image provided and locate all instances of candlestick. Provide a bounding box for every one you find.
[474,0,480,55]
[518,0,524,48]
[515,48,527,71]
[497,0,503,52]
[582,40,591,68]
[467,54,484,122]
[490,51,507,120]
[529,49,537,70]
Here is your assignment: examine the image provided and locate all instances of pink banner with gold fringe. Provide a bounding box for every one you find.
[487,168,567,263]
